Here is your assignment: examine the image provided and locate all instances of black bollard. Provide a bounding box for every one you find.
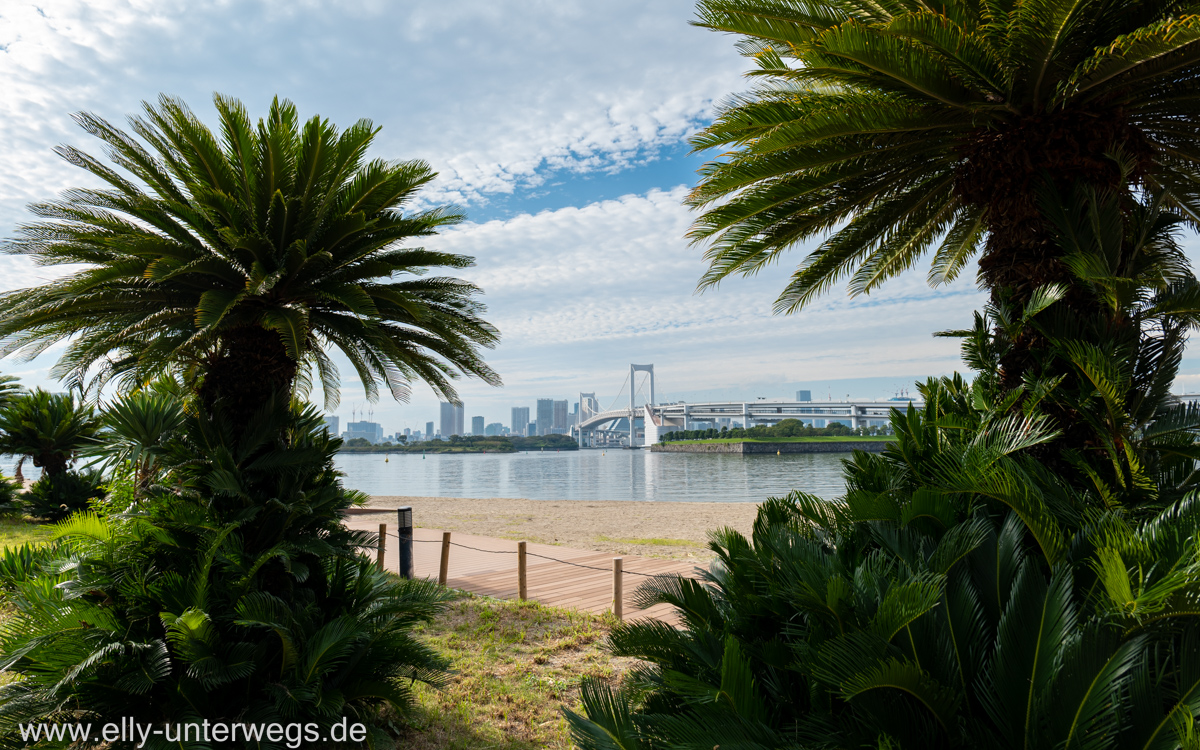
[397,506,414,579]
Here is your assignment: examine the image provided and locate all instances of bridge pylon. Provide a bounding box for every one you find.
[629,364,654,447]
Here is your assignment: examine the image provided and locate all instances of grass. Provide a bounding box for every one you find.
[399,595,633,750]
[0,520,635,748]
[0,545,635,747]
[0,516,52,552]
[0,517,51,685]
[664,435,896,445]
[597,534,694,547]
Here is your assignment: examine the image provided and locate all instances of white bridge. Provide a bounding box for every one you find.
[573,364,922,448]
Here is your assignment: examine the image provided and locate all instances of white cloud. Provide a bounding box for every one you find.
[0,0,745,228]
[421,188,987,425]
[3,0,1200,434]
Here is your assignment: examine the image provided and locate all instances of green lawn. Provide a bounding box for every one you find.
[663,435,895,445]
[0,517,53,552]
[0,540,626,746]
[399,595,630,750]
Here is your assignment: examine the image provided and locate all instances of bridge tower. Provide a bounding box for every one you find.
[629,364,654,447]
[577,392,598,447]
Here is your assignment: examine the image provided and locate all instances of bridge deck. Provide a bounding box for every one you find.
[343,511,697,626]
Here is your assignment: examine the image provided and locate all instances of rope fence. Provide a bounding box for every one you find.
[387,532,674,578]
[355,507,694,620]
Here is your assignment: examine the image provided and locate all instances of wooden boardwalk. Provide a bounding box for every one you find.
[342,509,698,625]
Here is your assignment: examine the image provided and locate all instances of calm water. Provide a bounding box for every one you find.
[333,450,848,502]
[2,450,852,503]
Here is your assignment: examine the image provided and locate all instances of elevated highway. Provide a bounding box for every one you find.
[576,398,921,448]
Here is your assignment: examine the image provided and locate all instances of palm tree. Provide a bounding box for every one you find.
[0,375,19,411]
[0,389,100,477]
[0,94,499,426]
[688,0,1200,381]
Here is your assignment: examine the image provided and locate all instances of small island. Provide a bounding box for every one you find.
[651,418,895,453]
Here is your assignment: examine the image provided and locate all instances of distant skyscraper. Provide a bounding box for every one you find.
[342,421,383,444]
[323,416,339,436]
[536,399,554,435]
[472,416,485,435]
[485,422,503,436]
[526,422,537,437]
[553,400,568,432]
[426,421,434,440]
[797,390,812,402]
[511,406,529,435]
[440,402,465,437]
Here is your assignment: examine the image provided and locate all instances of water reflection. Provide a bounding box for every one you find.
[0,450,852,503]
[333,450,848,503]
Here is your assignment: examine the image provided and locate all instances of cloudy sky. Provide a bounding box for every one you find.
[2,0,1197,433]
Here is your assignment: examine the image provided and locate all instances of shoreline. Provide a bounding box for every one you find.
[364,495,760,561]
[651,439,890,454]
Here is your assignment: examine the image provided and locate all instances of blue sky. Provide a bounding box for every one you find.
[2,0,1197,433]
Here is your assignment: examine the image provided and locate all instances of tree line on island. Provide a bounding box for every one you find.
[661,418,892,443]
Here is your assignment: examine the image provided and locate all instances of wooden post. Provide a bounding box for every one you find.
[439,532,451,586]
[377,523,387,572]
[612,557,624,620]
[517,541,528,601]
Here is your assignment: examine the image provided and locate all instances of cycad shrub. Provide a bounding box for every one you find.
[569,388,1200,749]
[19,470,106,521]
[567,191,1200,748]
[0,398,450,747]
[0,542,60,595]
[0,475,19,516]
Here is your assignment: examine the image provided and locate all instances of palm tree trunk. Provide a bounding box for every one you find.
[198,326,298,432]
[956,108,1154,387]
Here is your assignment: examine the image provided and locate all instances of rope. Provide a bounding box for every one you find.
[385,532,687,579]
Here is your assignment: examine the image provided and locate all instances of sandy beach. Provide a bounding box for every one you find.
[366,495,760,561]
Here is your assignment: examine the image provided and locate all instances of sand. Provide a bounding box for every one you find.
[366,495,760,561]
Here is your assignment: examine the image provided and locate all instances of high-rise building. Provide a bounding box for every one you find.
[485,422,503,436]
[536,399,554,435]
[425,421,434,440]
[511,406,530,435]
[342,421,384,444]
[526,422,537,437]
[440,402,465,437]
[553,400,568,433]
[797,390,812,402]
[472,416,485,435]
[403,428,411,436]
[323,416,339,435]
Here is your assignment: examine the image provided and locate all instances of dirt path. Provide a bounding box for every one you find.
[366,495,760,561]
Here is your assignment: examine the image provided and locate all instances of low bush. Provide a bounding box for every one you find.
[0,542,60,595]
[569,383,1200,749]
[0,476,19,517]
[19,470,105,522]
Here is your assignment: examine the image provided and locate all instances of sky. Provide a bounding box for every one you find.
[2,0,1199,434]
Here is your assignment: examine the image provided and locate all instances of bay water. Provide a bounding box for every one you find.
[3,450,851,503]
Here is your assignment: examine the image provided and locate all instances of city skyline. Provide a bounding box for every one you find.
[2,1,1198,426]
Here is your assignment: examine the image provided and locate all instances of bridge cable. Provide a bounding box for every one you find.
[600,372,631,414]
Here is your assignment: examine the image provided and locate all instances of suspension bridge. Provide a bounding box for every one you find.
[573,364,923,448]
